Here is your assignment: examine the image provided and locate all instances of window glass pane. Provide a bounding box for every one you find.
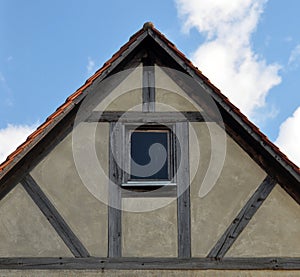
[130,131,169,180]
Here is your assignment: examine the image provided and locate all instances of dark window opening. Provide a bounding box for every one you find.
[130,129,169,180]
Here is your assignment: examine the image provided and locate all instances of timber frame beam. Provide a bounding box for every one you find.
[0,257,299,270]
[21,174,90,258]
[208,175,277,258]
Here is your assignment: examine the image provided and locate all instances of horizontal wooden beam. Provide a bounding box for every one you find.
[121,185,177,198]
[0,257,299,270]
[85,111,211,123]
[21,174,90,258]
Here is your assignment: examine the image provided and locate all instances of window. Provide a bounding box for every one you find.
[123,124,176,186]
[109,120,190,257]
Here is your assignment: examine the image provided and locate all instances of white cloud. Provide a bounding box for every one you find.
[86,57,96,75]
[275,107,300,167]
[288,44,300,69]
[176,0,281,118]
[0,123,38,163]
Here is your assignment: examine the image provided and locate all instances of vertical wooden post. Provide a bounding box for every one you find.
[108,122,123,257]
[142,53,155,112]
[176,121,191,257]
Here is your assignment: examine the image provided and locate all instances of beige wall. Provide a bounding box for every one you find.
[122,198,177,257]
[227,184,300,257]
[189,122,267,257]
[94,65,143,112]
[31,122,109,257]
[0,184,71,257]
[155,65,202,112]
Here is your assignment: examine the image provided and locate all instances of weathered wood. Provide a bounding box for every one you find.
[0,257,299,270]
[108,122,123,257]
[86,111,207,123]
[207,175,277,258]
[20,174,90,258]
[142,52,155,112]
[176,122,191,258]
[121,185,177,198]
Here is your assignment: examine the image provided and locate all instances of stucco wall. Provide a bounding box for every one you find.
[155,65,201,112]
[94,65,142,112]
[189,122,267,257]
[227,184,300,257]
[31,122,109,257]
[122,198,177,257]
[0,184,71,257]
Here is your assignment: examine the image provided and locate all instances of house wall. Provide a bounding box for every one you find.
[0,184,71,257]
[2,62,299,264]
[30,122,109,257]
[94,65,143,112]
[227,184,300,257]
[155,65,201,112]
[122,198,177,257]
[189,122,267,256]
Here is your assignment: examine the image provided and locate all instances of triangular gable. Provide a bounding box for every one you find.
[0,22,299,271]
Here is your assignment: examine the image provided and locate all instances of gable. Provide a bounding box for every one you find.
[0,23,299,272]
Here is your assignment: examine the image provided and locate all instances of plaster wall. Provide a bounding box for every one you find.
[227,184,300,257]
[155,65,202,112]
[0,184,71,257]
[189,122,267,257]
[122,198,177,257]
[94,65,142,112]
[31,122,109,257]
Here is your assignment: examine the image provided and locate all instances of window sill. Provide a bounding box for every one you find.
[122,181,176,187]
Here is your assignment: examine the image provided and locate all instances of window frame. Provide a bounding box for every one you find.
[122,123,177,187]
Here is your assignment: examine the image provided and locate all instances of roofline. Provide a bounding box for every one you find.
[147,27,300,181]
[0,23,299,186]
[0,26,147,178]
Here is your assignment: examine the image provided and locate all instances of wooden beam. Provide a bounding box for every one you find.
[20,174,90,258]
[121,185,177,198]
[86,111,208,123]
[207,175,277,258]
[176,122,191,258]
[0,257,299,270]
[142,51,155,112]
[108,122,123,257]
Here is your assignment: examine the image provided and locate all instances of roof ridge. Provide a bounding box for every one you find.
[0,23,299,181]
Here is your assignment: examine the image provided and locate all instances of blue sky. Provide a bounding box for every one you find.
[0,0,300,166]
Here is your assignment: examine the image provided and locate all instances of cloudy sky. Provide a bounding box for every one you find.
[0,0,300,167]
